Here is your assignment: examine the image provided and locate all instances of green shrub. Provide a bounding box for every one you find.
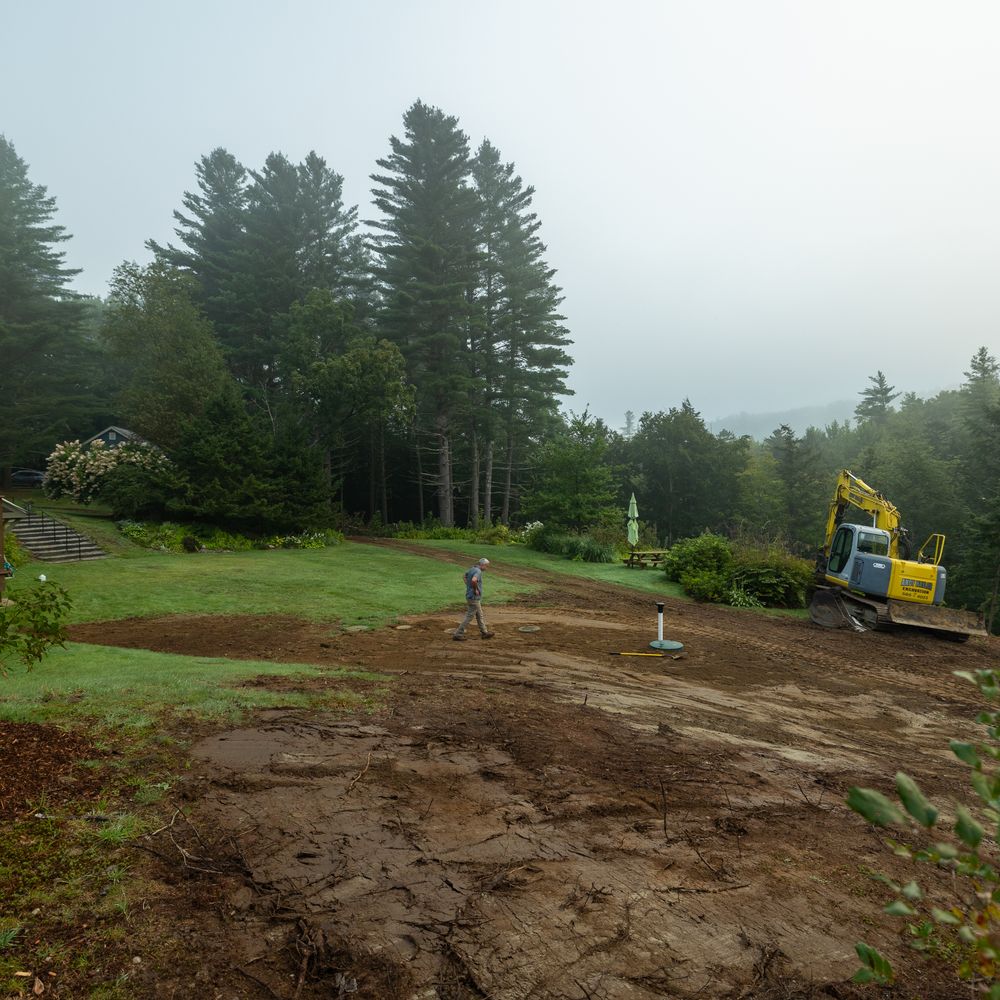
[116,521,342,553]
[730,547,814,608]
[477,522,512,545]
[198,527,254,551]
[390,520,513,544]
[679,568,731,603]
[118,520,187,551]
[564,535,615,563]
[266,529,343,549]
[526,525,573,555]
[727,586,764,609]
[3,533,29,569]
[661,533,734,583]
[525,526,613,562]
[662,533,811,608]
[391,522,476,541]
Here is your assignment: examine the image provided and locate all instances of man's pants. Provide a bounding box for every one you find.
[455,600,488,636]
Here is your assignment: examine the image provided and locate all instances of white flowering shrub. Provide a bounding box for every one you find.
[44,439,172,505]
[518,521,545,544]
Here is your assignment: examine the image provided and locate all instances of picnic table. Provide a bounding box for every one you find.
[623,549,668,569]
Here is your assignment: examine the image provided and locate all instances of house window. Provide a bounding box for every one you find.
[108,431,117,442]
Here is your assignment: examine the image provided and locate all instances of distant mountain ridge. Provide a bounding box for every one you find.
[708,399,856,440]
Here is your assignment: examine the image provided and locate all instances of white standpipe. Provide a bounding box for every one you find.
[650,599,684,652]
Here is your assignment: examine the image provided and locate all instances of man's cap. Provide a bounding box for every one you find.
[478,558,490,566]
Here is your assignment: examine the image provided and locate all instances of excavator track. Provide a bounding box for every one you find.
[809,586,985,639]
[809,588,885,632]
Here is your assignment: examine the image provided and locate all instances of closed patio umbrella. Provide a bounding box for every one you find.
[627,492,639,549]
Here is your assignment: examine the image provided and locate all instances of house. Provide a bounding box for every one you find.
[82,426,148,449]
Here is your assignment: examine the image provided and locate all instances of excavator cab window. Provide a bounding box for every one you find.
[857,531,889,556]
[828,525,853,574]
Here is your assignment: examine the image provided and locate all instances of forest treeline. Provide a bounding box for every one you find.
[1,103,999,614]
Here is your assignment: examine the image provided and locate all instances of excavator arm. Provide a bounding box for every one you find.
[822,470,907,559]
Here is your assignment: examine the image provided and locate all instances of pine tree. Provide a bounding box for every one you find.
[297,151,370,308]
[370,101,481,526]
[150,148,366,393]
[855,370,900,423]
[961,346,1000,422]
[471,140,572,524]
[147,148,250,358]
[0,135,102,473]
[765,424,826,550]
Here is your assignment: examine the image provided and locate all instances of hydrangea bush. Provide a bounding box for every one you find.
[45,439,172,505]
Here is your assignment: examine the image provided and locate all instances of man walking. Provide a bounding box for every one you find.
[454,558,495,640]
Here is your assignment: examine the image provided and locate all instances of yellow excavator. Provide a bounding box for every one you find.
[809,471,986,639]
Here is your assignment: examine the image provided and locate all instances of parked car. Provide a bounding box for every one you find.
[9,469,45,487]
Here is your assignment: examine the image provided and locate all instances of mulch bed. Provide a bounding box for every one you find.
[0,722,104,820]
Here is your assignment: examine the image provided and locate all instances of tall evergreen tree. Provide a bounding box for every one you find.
[764,424,826,550]
[961,346,1000,426]
[472,140,572,525]
[855,370,900,424]
[964,346,1000,388]
[147,148,250,357]
[370,101,481,525]
[297,151,370,307]
[150,148,366,394]
[0,135,103,474]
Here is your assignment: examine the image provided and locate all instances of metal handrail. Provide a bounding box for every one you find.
[17,510,99,561]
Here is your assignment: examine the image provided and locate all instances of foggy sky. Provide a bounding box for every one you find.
[4,0,999,430]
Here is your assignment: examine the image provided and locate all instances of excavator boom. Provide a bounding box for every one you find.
[821,471,905,559]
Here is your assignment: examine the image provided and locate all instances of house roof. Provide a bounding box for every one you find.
[82,426,147,447]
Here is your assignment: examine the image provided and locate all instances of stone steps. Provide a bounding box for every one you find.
[11,514,107,563]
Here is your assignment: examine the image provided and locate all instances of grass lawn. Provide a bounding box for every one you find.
[0,643,385,727]
[396,538,687,599]
[6,541,534,626]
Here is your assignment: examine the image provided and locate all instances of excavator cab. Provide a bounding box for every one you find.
[824,522,944,605]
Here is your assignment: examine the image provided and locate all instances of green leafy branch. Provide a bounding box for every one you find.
[848,668,1000,994]
[0,580,72,674]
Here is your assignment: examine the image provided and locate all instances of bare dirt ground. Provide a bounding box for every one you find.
[62,545,1000,997]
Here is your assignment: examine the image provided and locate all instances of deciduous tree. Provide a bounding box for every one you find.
[101,261,230,449]
[521,411,616,533]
